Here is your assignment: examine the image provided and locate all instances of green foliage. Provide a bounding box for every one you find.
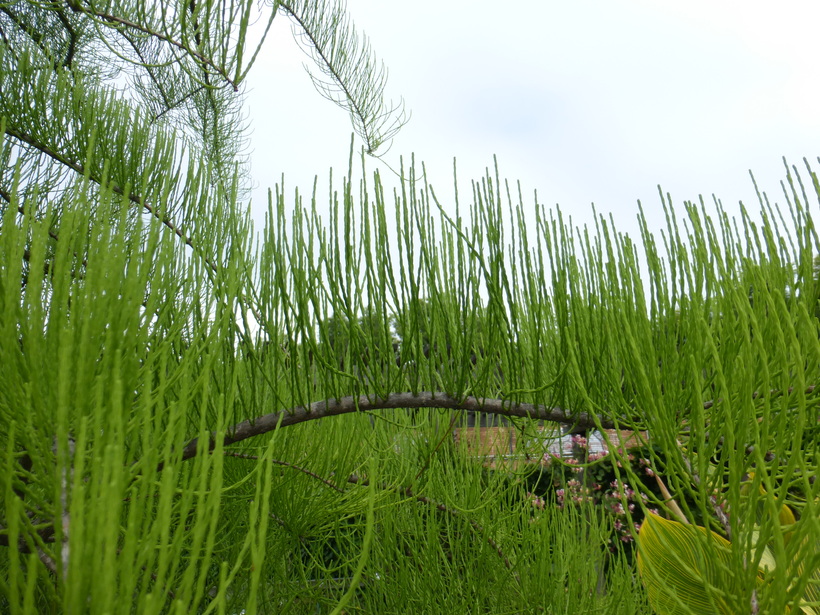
[637,498,819,615]
[637,513,738,615]
[1,0,820,613]
[524,440,667,559]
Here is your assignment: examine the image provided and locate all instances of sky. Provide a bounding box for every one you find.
[244,0,820,244]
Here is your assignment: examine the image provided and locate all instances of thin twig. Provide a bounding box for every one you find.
[37,547,59,576]
[348,475,519,578]
[5,127,218,274]
[67,1,238,90]
[652,473,689,525]
[414,411,462,481]
[225,452,346,493]
[227,454,519,577]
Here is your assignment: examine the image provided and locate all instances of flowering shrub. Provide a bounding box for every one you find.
[524,434,664,557]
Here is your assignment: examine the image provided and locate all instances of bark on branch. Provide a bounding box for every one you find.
[173,391,618,465]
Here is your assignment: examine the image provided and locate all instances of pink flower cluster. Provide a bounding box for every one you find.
[530,443,661,551]
[639,457,655,476]
[527,492,546,509]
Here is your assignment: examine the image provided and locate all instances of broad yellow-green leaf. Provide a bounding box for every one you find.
[754,535,777,574]
[792,537,820,615]
[742,473,797,536]
[741,475,818,612]
[779,503,797,529]
[637,513,737,615]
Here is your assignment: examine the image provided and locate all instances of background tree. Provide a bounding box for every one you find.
[1,2,818,615]
[0,0,407,294]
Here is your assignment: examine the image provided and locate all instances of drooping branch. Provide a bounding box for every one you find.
[346,474,518,577]
[279,0,408,154]
[66,1,239,89]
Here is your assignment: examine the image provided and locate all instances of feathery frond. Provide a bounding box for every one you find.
[280,0,409,155]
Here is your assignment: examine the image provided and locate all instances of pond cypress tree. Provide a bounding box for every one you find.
[1,1,818,613]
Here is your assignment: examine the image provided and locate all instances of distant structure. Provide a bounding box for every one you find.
[453,424,645,468]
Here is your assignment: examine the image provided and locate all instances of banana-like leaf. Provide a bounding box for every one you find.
[741,475,797,540]
[741,476,819,613]
[637,513,738,615]
[792,536,820,615]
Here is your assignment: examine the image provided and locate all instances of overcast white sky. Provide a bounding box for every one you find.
[244,0,820,242]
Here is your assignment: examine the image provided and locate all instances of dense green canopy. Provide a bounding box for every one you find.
[1,1,818,613]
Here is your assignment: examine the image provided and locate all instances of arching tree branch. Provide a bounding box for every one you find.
[174,392,618,464]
